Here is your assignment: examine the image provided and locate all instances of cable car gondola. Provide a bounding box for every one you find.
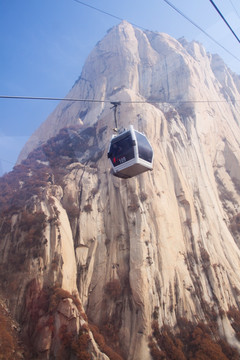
[108,125,153,178]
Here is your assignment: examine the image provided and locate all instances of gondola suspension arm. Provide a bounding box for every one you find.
[110,101,121,133]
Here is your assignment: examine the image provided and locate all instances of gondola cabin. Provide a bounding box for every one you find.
[108,125,153,178]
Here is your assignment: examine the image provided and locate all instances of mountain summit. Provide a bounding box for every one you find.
[1,21,240,359]
[18,20,240,162]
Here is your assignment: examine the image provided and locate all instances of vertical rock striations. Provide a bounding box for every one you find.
[1,20,240,359]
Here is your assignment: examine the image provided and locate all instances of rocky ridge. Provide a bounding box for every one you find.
[1,20,240,359]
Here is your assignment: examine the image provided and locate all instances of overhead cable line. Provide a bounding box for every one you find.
[0,95,109,103]
[72,0,240,63]
[72,0,123,21]
[162,0,240,63]
[0,95,239,104]
[228,0,240,21]
[72,0,145,30]
[209,0,240,43]
[0,158,15,165]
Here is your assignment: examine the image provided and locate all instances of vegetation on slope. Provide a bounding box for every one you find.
[0,125,98,215]
[0,301,24,359]
[1,124,240,358]
[149,317,239,360]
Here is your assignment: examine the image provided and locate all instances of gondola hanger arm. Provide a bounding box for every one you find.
[110,101,121,133]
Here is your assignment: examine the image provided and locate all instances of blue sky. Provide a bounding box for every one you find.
[0,0,240,175]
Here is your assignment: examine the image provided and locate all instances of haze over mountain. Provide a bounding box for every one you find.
[1,21,240,359]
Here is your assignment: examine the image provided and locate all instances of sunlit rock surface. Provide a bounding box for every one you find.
[2,21,240,359]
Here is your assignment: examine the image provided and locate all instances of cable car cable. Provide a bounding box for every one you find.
[0,158,15,165]
[72,0,123,22]
[0,95,109,103]
[0,95,240,104]
[162,0,240,62]
[72,0,240,63]
[228,0,240,21]
[209,0,240,44]
[72,0,146,30]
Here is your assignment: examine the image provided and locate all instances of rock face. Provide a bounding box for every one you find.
[1,20,240,359]
[18,20,240,162]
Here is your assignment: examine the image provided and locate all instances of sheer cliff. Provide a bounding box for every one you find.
[1,21,240,359]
